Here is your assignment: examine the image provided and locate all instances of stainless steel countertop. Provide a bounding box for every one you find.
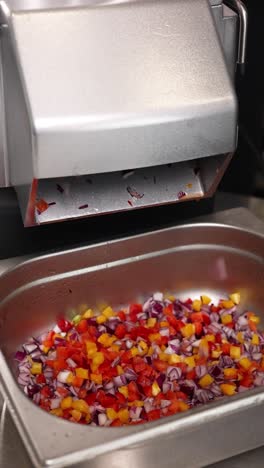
[0,192,263,468]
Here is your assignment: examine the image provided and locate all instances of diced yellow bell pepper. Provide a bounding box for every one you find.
[160,345,166,352]
[66,371,74,384]
[96,315,107,324]
[110,344,120,353]
[236,332,244,344]
[106,408,118,420]
[221,300,234,309]
[117,365,124,375]
[212,348,222,359]
[148,346,154,356]
[199,338,209,357]
[118,408,129,423]
[85,413,91,423]
[72,399,90,414]
[138,340,148,355]
[152,381,161,396]
[160,321,169,328]
[102,306,114,318]
[98,333,116,347]
[220,383,236,396]
[179,401,189,412]
[90,373,102,385]
[70,409,82,421]
[76,368,89,379]
[130,347,139,357]
[86,341,97,358]
[83,309,94,319]
[159,352,170,362]
[239,357,252,370]
[201,295,212,305]
[199,374,214,388]
[250,315,260,324]
[168,354,182,365]
[184,356,196,368]
[149,333,161,342]
[192,300,202,312]
[181,323,195,338]
[167,295,176,302]
[92,352,104,366]
[229,292,240,305]
[128,400,144,407]
[221,314,232,325]
[205,334,215,343]
[252,334,259,345]
[223,368,238,379]
[50,408,63,417]
[61,396,73,410]
[230,345,241,360]
[118,386,128,398]
[31,362,42,375]
[147,318,157,328]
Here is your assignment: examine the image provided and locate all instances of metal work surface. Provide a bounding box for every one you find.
[0,207,264,468]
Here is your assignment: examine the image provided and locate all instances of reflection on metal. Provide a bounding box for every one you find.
[225,0,248,67]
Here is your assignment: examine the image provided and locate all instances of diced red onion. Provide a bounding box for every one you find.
[50,397,62,409]
[167,366,182,381]
[130,406,142,419]
[57,370,71,383]
[113,375,127,387]
[98,413,108,426]
[23,343,38,354]
[124,368,138,381]
[153,292,163,302]
[195,365,207,378]
[66,358,77,368]
[160,328,170,337]
[14,351,26,362]
[126,340,133,349]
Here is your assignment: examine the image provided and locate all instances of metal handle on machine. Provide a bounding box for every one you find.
[225,0,248,70]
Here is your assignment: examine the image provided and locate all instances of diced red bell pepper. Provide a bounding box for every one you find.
[163,304,174,316]
[72,376,84,387]
[115,324,126,339]
[111,419,123,427]
[97,390,117,408]
[221,343,231,355]
[137,373,152,388]
[142,385,153,397]
[57,318,72,333]
[120,350,132,364]
[53,359,67,373]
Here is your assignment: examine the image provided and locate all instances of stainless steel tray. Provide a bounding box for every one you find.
[0,208,264,468]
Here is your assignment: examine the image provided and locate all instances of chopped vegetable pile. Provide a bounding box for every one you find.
[15,292,264,426]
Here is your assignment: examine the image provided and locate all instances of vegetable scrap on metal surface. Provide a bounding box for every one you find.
[15,291,264,427]
[127,186,144,200]
[122,170,135,180]
[35,199,49,215]
[56,184,64,194]
[78,204,89,210]
[177,191,187,200]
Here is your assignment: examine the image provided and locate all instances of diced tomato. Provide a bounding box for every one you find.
[147,409,161,421]
[36,374,46,385]
[56,346,70,360]
[153,359,168,372]
[137,373,152,388]
[221,343,231,355]
[167,400,180,414]
[133,356,147,373]
[120,350,132,364]
[76,319,88,334]
[72,376,84,387]
[142,385,153,397]
[53,359,67,373]
[40,385,53,398]
[115,391,126,405]
[194,321,203,336]
[115,324,126,339]
[240,375,253,387]
[175,391,188,401]
[111,419,123,427]
[215,333,222,344]
[163,304,174,316]
[117,311,126,321]
[186,369,196,380]
[97,390,117,408]
[85,392,97,405]
[129,304,143,322]
[127,381,140,401]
